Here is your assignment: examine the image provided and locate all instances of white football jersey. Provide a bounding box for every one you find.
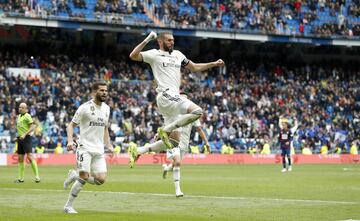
[141,49,189,94]
[72,100,110,154]
[179,119,201,151]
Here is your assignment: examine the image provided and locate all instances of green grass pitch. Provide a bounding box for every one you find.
[0,164,359,221]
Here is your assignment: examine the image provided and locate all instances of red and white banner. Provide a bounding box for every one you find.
[3,154,360,166]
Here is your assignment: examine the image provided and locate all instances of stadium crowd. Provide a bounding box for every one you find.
[154,0,360,37]
[0,46,359,154]
[1,0,360,37]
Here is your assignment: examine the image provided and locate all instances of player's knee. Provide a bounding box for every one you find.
[191,108,203,117]
[26,154,33,162]
[173,161,181,167]
[79,172,90,180]
[18,156,24,163]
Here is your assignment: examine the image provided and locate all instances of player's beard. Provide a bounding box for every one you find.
[96,93,107,102]
[164,44,173,54]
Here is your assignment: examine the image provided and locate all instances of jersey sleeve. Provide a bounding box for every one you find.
[178,51,190,67]
[72,105,83,125]
[140,49,156,64]
[26,114,33,125]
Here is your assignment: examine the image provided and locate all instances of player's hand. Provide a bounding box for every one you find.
[214,59,225,67]
[19,134,26,140]
[205,143,211,153]
[67,141,75,151]
[107,145,114,158]
[144,31,157,43]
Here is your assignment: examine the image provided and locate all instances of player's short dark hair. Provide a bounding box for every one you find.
[158,31,173,39]
[91,80,107,91]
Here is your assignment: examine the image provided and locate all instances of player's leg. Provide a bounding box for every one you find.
[64,169,78,189]
[22,136,40,182]
[90,173,107,185]
[88,153,107,185]
[163,122,189,181]
[162,162,173,179]
[64,171,87,213]
[281,148,287,172]
[161,101,202,138]
[15,154,25,183]
[138,141,168,154]
[162,143,183,196]
[64,150,91,213]
[157,93,200,149]
[15,139,25,183]
[129,113,180,168]
[129,140,168,168]
[287,150,292,171]
[64,154,106,189]
[172,149,183,197]
[26,153,40,182]
[162,147,177,179]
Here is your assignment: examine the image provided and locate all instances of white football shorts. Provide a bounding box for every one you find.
[156,90,193,132]
[76,150,107,174]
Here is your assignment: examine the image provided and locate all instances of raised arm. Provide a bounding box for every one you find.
[129,31,157,61]
[291,118,298,134]
[278,116,284,130]
[185,59,225,73]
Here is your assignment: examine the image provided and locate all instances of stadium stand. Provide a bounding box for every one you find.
[152,0,360,37]
[0,0,360,37]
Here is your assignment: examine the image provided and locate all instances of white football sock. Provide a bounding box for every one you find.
[86,177,95,185]
[138,140,167,154]
[173,167,181,193]
[66,179,85,207]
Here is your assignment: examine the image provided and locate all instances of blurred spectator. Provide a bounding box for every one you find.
[2,0,360,37]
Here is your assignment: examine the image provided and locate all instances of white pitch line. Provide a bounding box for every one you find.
[338,220,360,221]
[343,168,360,171]
[0,187,358,205]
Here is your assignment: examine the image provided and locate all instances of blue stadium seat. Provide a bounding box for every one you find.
[178,4,196,16]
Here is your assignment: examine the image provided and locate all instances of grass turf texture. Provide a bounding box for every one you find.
[0,164,359,221]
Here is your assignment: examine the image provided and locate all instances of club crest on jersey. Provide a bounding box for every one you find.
[90,106,95,115]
